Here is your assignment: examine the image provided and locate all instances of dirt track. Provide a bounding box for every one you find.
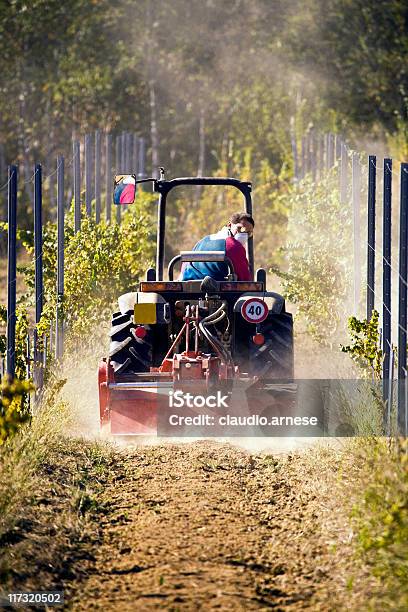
[63,441,355,611]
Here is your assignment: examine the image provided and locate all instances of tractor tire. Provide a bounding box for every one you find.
[250,312,294,380]
[112,311,132,324]
[109,312,153,374]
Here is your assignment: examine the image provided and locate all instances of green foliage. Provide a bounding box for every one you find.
[387,120,408,161]
[287,0,408,135]
[17,192,156,357]
[0,304,30,382]
[1,0,406,277]
[0,0,148,163]
[341,310,383,379]
[14,307,30,381]
[1,190,156,376]
[272,170,353,345]
[0,377,34,445]
[0,305,6,358]
[351,439,408,609]
[0,0,406,220]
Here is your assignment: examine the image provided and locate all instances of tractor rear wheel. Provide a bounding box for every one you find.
[109,311,152,374]
[250,312,294,379]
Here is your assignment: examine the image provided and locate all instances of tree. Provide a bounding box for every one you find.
[285,0,408,136]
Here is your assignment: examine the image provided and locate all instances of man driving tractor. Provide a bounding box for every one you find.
[181,212,254,281]
[100,175,294,435]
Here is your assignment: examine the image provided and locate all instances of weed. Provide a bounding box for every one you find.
[348,438,408,609]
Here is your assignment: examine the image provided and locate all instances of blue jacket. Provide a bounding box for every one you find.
[181,229,229,281]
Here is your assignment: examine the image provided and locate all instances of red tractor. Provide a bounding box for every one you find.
[98,176,294,436]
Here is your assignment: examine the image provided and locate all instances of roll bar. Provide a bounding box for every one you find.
[154,176,253,281]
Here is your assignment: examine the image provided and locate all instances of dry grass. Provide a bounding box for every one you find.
[0,400,115,595]
[341,438,408,611]
[0,388,70,542]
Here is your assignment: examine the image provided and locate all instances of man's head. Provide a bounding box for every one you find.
[227,212,255,238]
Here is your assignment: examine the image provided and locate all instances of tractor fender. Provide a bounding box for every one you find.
[233,292,285,315]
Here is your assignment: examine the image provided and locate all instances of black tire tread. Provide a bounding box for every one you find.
[251,313,294,379]
[108,311,152,374]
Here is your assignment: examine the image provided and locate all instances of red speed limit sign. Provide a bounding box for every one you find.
[241,298,268,323]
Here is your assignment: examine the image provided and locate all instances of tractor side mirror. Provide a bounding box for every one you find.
[113,174,136,205]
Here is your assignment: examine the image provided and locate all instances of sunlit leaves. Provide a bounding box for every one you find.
[272,170,353,346]
[341,310,383,379]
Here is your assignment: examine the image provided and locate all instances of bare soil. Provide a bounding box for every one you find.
[1,439,372,611]
[68,442,357,611]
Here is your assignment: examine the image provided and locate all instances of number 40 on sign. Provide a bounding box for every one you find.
[241,298,268,323]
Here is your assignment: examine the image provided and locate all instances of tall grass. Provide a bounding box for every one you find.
[346,438,408,610]
[0,381,70,541]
